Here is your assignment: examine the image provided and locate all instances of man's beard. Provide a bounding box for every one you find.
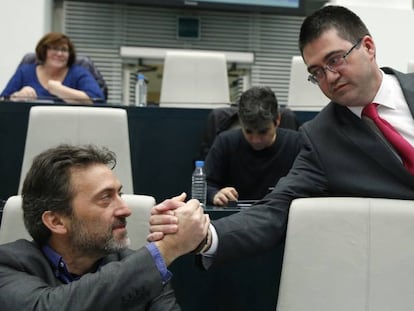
[69,216,131,257]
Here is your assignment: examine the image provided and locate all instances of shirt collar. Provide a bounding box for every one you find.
[42,244,81,284]
[348,70,398,118]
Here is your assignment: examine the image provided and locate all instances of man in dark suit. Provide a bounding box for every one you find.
[0,144,209,310]
[149,5,414,267]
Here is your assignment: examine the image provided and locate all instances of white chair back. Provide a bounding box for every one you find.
[287,56,329,112]
[277,197,414,311]
[160,50,230,108]
[122,194,155,249]
[407,60,414,73]
[18,106,133,194]
[0,196,29,244]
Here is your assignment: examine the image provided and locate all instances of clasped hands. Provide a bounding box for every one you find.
[148,193,210,265]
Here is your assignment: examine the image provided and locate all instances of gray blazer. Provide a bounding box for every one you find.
[0,239,180,310]
[210,67,414,266]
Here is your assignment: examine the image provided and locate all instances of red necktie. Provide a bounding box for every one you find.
[362,103,414,174]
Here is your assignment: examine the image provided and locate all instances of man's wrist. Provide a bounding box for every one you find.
[146,242,173,283]
[192,228,212,254]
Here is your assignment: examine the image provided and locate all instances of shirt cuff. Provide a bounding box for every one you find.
[146,242,173,283]
[203,223,218,257]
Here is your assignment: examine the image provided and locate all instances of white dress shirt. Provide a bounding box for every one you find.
[349,71,414,146]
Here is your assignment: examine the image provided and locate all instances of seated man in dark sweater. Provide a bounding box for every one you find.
[205,86,302,207]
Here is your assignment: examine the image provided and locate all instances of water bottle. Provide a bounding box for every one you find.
[135,73,147,106]
[191,160,207,208]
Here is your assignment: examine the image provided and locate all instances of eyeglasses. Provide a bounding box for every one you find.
[48,46,69,54]
[307,38,363,85]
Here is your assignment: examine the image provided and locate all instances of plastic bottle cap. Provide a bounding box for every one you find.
[137,73,145,80]
[195,160,204,167]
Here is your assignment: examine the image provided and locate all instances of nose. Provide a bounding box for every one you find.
[115,195,132,217]
[324,68,340,82]
[53,49,66,55]
[249,134,262,144]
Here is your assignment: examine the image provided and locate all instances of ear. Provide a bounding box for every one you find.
[42,211,68,235]
[274,112,281,127]
[362,35,376,58]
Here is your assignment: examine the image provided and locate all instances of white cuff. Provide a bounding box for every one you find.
[202,223,218,257]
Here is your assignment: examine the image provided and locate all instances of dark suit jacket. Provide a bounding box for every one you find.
[210,68,414,266]
[0,239,180,310]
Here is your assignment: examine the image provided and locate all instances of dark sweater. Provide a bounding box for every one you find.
[205,127,302,204]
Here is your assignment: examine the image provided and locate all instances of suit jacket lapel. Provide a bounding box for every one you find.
[335,104,412,181]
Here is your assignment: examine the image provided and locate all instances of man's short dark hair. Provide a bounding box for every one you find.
[299,5,370,56]
[238,86,279,130]
[22,144,116,244]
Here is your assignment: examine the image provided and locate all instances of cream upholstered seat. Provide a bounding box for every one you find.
[18,105,133,194]
[121,194,155,250]
[408,60,414,73]
[287,56,330,112]
[0,194,155,249]
[0,196,30,244]
[160,50,230,108]
[276,197,414,311]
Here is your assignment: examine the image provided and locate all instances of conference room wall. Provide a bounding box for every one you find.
[55,0,414,108]
[0,0,52,91]
[2,1,414,108]
[61,1,305,106]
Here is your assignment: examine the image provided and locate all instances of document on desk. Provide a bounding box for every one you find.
[228,200,256,208]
